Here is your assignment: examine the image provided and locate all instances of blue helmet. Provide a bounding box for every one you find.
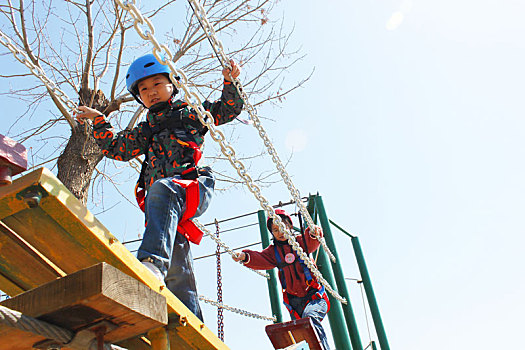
[126,54,177,103]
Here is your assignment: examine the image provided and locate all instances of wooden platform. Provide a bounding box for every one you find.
[265,318,322,350]
[0,262,167,349]
[0,167,228,349]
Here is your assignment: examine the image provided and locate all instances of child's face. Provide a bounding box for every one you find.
[271,221,293,241]
[137,74,174,108]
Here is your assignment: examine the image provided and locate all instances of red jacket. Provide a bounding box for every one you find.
[243,227,321,297]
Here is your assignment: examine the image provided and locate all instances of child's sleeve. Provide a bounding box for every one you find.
[304,227,322,254]
[202,80,244,126]
[92,115,148,161]
[242,246,276,270]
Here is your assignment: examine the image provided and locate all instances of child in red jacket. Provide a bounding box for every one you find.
[233,209,331,350]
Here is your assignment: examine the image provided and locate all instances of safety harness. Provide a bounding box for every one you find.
[273,242,330,319]
[135,102,208,244]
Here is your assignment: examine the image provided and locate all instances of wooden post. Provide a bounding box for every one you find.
[149,327,170,350]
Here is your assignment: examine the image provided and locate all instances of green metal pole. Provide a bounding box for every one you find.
[352,236,390,350]
[307,197,353,350]
[314,195,364,350]
[257,210,283,323]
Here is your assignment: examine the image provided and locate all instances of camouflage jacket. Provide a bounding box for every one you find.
[92,80,243,189]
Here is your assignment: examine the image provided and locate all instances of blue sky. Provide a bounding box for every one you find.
[3,1,525,349]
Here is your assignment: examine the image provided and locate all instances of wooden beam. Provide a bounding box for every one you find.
[0,262,167,350]
[0,220,63,292]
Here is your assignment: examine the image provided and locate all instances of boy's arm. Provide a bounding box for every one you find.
[202,59,244,126]
[92,115,148,161]
[76,106,148,161]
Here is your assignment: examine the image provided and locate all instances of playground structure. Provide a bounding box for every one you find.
[0,1,391,348]
[0,153,390,349]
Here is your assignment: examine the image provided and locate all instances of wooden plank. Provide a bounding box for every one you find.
[265,318,323,350]
[0,262,167,350]
[0,272,24,296]
[117,335,153,350]
[0,220,64,292]
[0,168,228,350]
[1,208,106,276]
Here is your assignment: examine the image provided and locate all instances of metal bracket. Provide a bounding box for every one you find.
[168,314,188,328]
[16,184,48,208]
[33,320,118,350]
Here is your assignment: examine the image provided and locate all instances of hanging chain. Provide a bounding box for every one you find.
[185,0,336,264]
[114,0,345,304]
[199,295,277,322]
[215,219,224,341]
[0,29,77,128]
[195,220,269,279]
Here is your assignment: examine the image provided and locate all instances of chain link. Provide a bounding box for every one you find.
[0,29,77,128]
[215,219,224,341]
[194,220,269,279]
[199,295,277,322]
[186,0,336,264]
[114,0,346,304]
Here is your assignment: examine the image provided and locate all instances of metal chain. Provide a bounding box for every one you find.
[114,0,346,304]
[186,0,336,264]
[199,295,277,322]
[215,219,224,341]
[195,219,269,279]
[0,29,77,128]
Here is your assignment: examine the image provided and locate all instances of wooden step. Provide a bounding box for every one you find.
[265,317,322,350]
[0,262,167,350]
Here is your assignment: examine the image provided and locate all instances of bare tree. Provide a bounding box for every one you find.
[0,0,309,204]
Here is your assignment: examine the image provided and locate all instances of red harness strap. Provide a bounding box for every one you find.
[172,178,203,245]
[135,140,205,244]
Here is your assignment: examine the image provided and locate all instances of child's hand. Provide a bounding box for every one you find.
[309,225,323,238]
[222,59,241,81]
[75,106,103,124]
[232,252,246,262]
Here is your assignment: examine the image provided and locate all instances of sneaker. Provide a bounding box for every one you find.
[141,261,166,286]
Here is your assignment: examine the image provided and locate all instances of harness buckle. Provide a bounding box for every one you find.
[181,165,199,180]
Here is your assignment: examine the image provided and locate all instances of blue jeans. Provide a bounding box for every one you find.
[137,172,215,321]
[289,296,330,350]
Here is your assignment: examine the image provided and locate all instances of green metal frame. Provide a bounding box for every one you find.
[329,220,390,350]
[257,194,390,350]
[306,197,353,350]
[313,195,363,350]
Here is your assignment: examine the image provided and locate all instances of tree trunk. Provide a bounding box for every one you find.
[56,124,103,205]
[56,87,110,204]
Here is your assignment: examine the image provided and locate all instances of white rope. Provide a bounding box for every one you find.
[0,305,125,350]
[186,0,336,264]
[114,0,346,304]
[0,29,77,128]
[199,295,276,322]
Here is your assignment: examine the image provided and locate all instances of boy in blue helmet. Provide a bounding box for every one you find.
[76,54,243,321]
[233,209,331,350]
